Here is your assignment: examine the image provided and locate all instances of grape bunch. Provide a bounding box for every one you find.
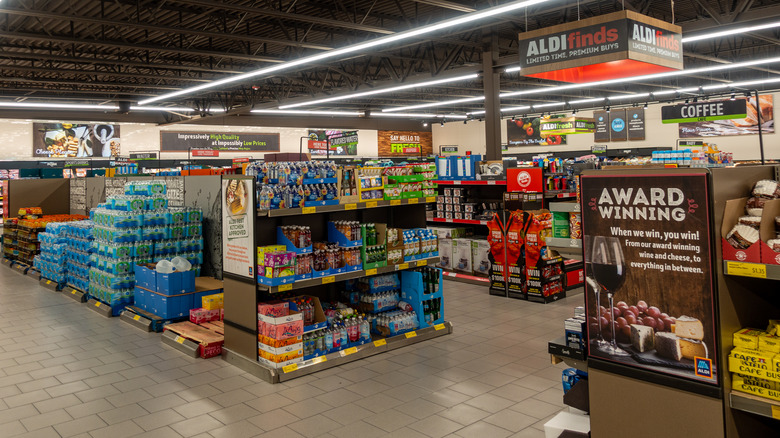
[589,300,676,343]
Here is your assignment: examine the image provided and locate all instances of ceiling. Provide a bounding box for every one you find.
[0,0,779,124]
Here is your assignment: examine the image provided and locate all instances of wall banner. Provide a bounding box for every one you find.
[161,131,280,152]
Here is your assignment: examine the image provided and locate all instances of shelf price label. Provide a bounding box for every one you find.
[365,268,377,276]
[302,206,316,214]
[405,331,417,338]
[366,201,378,208]
[45,280,51,285]
[282,363,298,373]
[373,339,387,347]
[175,336,186,344]
[278,283,293,292]
[390,200,401,206]
[311,356,327,365]
[133,315,141,321]
[425,196,436,203]
[434,324,445,331]
[341,347,358,356]
[344,204,357,210]
[94,302,101,308]
[322,276,336,284]
[772,405,780,420]
[487,180,497,185]
[398,263,409,271]
[408,198,418,204]
[726,262,767,279]
[418,260,427,266]
[71,290,77,295]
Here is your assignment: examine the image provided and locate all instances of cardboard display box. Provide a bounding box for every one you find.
[164,321,224,359]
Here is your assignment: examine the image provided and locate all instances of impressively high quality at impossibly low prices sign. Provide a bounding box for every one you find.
[161,131,280,152]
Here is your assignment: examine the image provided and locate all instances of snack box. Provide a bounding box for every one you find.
[258,334,302,348]
[734,328,765,350]
[257,301,290,318]
[728,348,780,382]
[202,293,224,310]
[732,374,780,402]
[257,310,304,340]
[190,308,220,324]
[759,333,780,354]
[721,198,760,263]
[258,340,303,356]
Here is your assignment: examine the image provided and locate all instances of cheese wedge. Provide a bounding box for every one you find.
[630,324,654,353]
[674,316,704,341]
[679,338,708,360]
[655,332,682,361]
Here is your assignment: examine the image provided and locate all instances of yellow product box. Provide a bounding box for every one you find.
[731,379,780,402]
[733,328,765,350]
[729,348,780,383]
[732,373,779,390]
[758,333,780,354]
[202,293,224,310]
[257,245,286,267]
[767,320,780,336]
[258,347,303,363]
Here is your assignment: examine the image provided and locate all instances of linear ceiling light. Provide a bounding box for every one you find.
[652,87,700,96]
[533,102,564,108]
[682,20,780,43]
[138,0,551,105]
[607,93,651,101]
[569,97,605,105]
[389,56,780,112]
[504,66,522,73]
[373,112,468,119]
[701,77,780,90]
[250,109,363,116]
[279,73,479,109]
[0,102,118,110]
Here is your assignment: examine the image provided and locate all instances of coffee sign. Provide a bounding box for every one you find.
[662,100,748,124]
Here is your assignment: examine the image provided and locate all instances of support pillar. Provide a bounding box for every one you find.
[483,34,502,161]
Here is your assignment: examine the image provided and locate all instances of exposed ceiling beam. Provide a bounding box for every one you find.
[0,65,214,83]
[409,0,477,13]
[0,6,334,51]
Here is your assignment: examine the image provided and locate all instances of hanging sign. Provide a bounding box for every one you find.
[609,109,628,142]
[518,11,682,83]
[539,117,596,135]
[661,100,747,124]
[439,146,459,155]
[130,152,158,160]
[594,111,610,143]
[627,108,646,140]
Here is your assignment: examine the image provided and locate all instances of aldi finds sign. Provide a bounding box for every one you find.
[518,11,682,83]
[661,100,748,124]
[540,117,596,135]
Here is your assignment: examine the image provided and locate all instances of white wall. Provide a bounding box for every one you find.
[0,120,380,159]
[432,92,780,161]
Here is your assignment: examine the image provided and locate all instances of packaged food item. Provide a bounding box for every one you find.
[569,212,582,239]
[726,224,760,249]
[746,196,767,216]
[738,215,762,230]
[752,179,780,199]
[734,328,765,350]
[768,239,780,252]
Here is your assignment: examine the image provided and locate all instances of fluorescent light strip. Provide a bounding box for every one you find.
[682,20,780,43]
[652,87,700,96]
[374,112,467,119]
[533,102,564,108]
[251,109,362,116]
[383,95,485,113]
[502,105,531,112]
[280,74,479,109]
[569,97,605,104]
[0,102,118,110]
[504,66,522,73]
[139,0,551,105]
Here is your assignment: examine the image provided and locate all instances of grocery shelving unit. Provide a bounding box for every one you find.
[729,392,780,421]
[223,178,451,383]
[547,201,583,261]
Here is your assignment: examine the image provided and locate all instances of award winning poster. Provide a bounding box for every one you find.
[221,176,255,279]
[581,172,718,386]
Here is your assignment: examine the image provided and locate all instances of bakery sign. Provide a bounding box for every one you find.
[518,10,682,83]
[539,117,596,135]
[581,171,719,387]
[661,99,748,123]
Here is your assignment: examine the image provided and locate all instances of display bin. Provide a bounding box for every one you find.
[257,274,296,286]
[400,269,444,329]
[277,227,313,254]
[326,222,362,247]
[289,295,328,332]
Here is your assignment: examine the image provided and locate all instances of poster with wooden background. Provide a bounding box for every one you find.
[378,131,432,156]
[580,171,718,386]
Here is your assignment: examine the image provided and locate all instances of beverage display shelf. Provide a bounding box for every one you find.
[441,270,490,286]
[223,321,453,383]
[722,261,780,280]
[257,196,436,217]
[545,190,577,199]
[548,202,581,213]
[546,237,583,249]
[427,218,489,226]
[257,256,440,293]
[433,180,506,186]
[729,391,780,421]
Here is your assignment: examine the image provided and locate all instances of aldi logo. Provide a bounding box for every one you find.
[695,357,714,379]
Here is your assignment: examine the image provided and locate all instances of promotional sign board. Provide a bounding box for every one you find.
[129,152,158,160]
[192,150,219,157]
[609,109,628,142]
[594,111,610,143]
[678,95,774,137]
[507,117,568,146]
[378,131,433,156]
[221,176,255,279]
[440,146,459,155]
[581,171,718,386]
[540,117,596,135]
[161,132,280,152]
[662,99,747,124]
[307,130,358,155]
[626,108,646,140]
[518,11,682,83]
[507,167,543,193]
[33,123,120,158]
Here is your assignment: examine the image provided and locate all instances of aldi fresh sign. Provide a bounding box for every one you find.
[540,117,596,135]
[661,100,747,124]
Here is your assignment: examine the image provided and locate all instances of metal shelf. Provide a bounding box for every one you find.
[258,196,436,217]
[722,261,780,280]
[433,180,506,186]
[223,321,453,383]
[442,270,490,286]
[257,256,440,293]
[547,237,583,249]
[545,190,577,199]
[729,391,780,420]
[428,218,489,226]
[548,202,581,213]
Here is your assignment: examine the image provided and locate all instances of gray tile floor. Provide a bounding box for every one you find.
[0,266,583,438]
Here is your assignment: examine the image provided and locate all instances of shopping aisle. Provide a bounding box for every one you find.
[0,266,581,438]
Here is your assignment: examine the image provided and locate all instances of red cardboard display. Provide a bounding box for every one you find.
[508,168,543,193]
[721,198,761,263]
[759,199,780,265]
